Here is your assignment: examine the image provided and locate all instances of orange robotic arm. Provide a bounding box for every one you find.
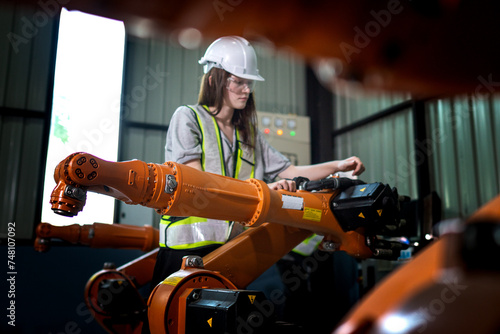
[50,152,408,334]
[51,152,405,259]
[34,222,159,252]
[51,152,365,252]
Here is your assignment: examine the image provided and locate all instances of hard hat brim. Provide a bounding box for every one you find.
[234,73,265,82]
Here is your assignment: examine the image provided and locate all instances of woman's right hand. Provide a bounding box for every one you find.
[268,179,296,192]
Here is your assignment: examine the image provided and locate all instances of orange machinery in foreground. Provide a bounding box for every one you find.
[35,221,161,333]
[44,152,410,334]
[334,193,500,334]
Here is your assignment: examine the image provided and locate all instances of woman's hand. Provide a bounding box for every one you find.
[278,156,366,181]
[337,156,365,176]
[268,179,296,191]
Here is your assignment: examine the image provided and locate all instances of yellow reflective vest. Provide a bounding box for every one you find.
[160,105,254,249]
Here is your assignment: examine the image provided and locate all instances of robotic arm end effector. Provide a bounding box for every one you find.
[50,179,88,217]
[48,152,168,218]
[50,153,92,217]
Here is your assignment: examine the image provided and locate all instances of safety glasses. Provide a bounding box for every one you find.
[226,76,255,93]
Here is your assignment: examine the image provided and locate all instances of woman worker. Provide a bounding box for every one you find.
[151,36,365,288]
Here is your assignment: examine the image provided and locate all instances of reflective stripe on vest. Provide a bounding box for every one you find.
[187,104,255,178]
[159,216,230,249]
[159,104,255,248]
[292,234,324,256]
[234,128,255,179]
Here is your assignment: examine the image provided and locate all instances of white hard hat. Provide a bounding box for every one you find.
[199,36,265,81]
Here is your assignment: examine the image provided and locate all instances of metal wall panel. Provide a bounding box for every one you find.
[472,97,499,204]
[0,2,14,105]
[0,3,56,111]
[332,82,416,201]
[493,98,500,180]
[334,86,500,223]
[122,36,205,126]
[146,38,167,125]
[334,88,410,130]
[0,116,45,239]
[3,5,33,109]
[255,46,306,115]
[122,36,150,123]
[334,108,417,199]
[0,3,57,239]
[426,95,500,219]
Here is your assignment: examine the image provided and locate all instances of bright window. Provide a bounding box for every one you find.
[42,8,125,226]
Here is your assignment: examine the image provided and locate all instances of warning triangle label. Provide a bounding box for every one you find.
[377,209,383,216]
[358,212,365,219]
[360,187,366,192]
[248,295,256,304]
[207,318,213,327]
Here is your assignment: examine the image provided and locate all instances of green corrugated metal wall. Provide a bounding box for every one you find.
[0,2,57,239]
[333,88,411,129]
[427,95,500,218]
[334,108,417,200]
[333,91,417,200]
[333,89,500,221]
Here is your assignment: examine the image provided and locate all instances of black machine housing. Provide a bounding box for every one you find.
[294,176,413,260]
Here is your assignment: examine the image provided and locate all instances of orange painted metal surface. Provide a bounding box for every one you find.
[47,153,500,333]
[334,236,447,334]
[334,194,500,334]
[466,195,500,224]
[84,249,158,334]
[48,152,376,333]
[35,222,159,252]
[50,152,372,258]
[148,258,238,334]
[203,223,312,289]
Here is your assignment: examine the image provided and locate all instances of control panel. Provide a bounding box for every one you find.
[257,111,311,165]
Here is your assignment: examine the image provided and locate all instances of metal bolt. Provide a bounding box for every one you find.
[185,255,204,268]
[64,185,86,201]
[322,241,337,251]
[165,174,178,193]
[103,262,116,270]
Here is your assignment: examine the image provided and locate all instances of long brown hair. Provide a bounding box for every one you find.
[198,68,257,147]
